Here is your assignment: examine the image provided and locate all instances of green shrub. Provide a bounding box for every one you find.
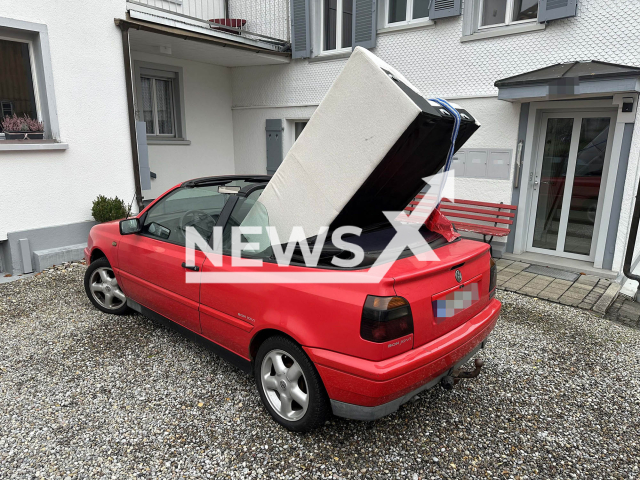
[91,195,130,223]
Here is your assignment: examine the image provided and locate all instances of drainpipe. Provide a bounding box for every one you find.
[117,23,144,211]
[623,175,640,298]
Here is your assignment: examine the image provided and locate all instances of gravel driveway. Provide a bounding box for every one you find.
[1,264,639,479]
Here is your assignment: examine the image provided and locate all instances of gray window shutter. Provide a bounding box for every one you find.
[353,0,377,49]
[538,0,578,23]
[266,119,284,175]
[290,0,310,59]
[429,0,462,19]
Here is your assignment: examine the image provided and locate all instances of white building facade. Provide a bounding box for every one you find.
[1,0,640,294]
[229,0,640,286]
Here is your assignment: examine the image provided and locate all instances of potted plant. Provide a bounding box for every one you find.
[1,114,44,140]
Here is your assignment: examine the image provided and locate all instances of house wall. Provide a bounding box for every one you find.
[230,0,640,270]
[0,1,135,267]
[232,105,317,175]
[131,52,236,199]
[614,111,640,274]
[231,1,640,105]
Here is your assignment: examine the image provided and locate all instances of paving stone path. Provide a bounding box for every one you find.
[605,294,640,329]
[495,259,618,313]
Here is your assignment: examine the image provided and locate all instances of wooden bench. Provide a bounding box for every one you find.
[406,195,517,244]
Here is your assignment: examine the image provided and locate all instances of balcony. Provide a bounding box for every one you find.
[126,0,290,51]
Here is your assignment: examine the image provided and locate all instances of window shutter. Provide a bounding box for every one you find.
[290,0,310,59]
[266,119,284,175]
[353,0,377,50]
[538,0,578,23]
[429,0,462,19]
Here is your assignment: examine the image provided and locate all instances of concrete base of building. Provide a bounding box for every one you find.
[1,221,96,275]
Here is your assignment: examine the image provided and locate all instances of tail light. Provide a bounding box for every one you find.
[489,257,497,297]
[361,296,413,343]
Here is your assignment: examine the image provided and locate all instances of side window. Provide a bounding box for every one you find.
[0,38,41,137]
[294,121,308,140]
[142,186,229,246]
[386,0,430,26]
[322,0,353,52]
[134,62,187,142]
[478,0,538,28]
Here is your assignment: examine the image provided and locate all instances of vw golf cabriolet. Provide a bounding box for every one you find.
[83,47,500,432]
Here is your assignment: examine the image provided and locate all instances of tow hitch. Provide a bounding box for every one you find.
[441,358,484,390]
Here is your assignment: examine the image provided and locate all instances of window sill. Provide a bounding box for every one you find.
[146,139,191,146]
[461,22,544,42]
[309,48,352,63]
[378,19,435,35]
[0,140,69,151]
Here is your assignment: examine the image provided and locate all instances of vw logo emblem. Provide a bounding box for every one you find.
[454,270,462,283]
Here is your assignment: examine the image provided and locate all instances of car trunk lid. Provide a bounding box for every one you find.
[390,239,491,348]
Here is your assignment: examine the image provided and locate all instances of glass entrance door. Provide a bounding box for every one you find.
[528,112,615,260]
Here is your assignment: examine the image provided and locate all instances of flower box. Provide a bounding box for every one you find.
[4,131,44,140]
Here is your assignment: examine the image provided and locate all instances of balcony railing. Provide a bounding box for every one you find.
[129,0,290,45]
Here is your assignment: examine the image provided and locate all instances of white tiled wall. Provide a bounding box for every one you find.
[231,0,640,106]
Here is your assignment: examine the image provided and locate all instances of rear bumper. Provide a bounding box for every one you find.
[304,298,500,420]
[84,247,90,265]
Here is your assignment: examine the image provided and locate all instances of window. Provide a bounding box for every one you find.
[134,62,186,142]
[322,0,353,52]
[141,75,175,137]
[2,100,14,118]
[385,0,430,26]
[0,38,39,134]
[479,0,538,28]
[294,121,307,140]
[0,20,61,147]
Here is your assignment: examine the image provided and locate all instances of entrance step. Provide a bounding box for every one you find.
[523,265,580,282]
[501,252,617,279]
[497,258,620,314]
[593,283,621,314]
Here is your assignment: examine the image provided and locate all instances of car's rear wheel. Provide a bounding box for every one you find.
[84,257,129,315]
[254,336,330,432]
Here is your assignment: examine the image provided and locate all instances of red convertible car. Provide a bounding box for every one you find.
[83,48,500,431]
[83,175,500,432]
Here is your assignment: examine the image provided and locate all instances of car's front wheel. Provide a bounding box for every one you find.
[255,336,330,432]
[84,257,129,315]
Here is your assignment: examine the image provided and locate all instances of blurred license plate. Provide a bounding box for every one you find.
[432,282,479,321]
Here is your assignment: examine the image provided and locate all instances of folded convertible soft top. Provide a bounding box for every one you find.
[242,46,479,244]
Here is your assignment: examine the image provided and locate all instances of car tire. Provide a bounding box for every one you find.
[84,257,129,315]
[254,336,330,432]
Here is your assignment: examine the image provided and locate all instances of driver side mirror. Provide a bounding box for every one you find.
[120,218,141,235]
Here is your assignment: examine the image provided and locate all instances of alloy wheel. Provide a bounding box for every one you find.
[260,349,309,422]
[89,267,126,311]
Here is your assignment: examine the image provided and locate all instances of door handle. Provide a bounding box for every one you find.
[181,262,200,271]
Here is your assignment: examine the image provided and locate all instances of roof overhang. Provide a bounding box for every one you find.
[495,61,640,102]
[115,17,290,59]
